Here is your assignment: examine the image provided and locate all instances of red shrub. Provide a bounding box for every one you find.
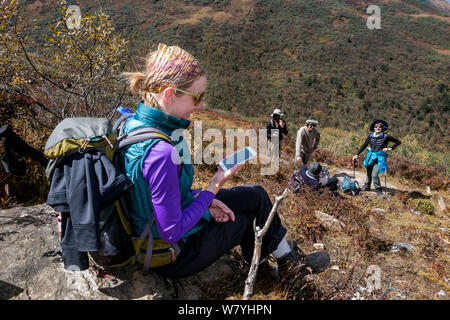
[312,147,336,164]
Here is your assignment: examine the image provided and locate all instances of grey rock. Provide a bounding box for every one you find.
[390,242,415,253]
[410,209,422,215]
[315,210,345,232]
[437,290,446,297]
[0,204,238,300]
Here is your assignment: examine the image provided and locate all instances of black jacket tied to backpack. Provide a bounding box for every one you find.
[47,150,133,270]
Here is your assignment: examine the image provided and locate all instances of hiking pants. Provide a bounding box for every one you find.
[152,184,287,278]
[365,162,381,189]
[299,151,311,165]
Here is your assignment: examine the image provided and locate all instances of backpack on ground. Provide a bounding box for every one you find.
[340,175,362,196]
[288,170,305,193]
[44,114,181,271]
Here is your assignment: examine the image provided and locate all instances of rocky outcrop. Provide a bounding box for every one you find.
[0,204,237,300]
[315,210,345,232]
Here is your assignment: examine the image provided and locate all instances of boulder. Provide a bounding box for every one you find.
[0,204,239,300]
[315,210,345,232]
[432,193,448,216]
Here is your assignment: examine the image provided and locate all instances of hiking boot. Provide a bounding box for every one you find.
[362,183,370,191]
[257,256,278,280]
[277,249,330,283]
[375,188,384,196]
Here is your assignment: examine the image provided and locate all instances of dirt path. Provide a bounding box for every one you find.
[405,13,450,23]
[330,166,448,213]
[332,167,407,193]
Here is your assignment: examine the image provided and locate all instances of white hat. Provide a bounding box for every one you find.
[271,109,284,117]
[306,118,319,125]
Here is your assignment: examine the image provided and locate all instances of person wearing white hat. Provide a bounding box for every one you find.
[295,118,320,165]
[266,109,288,154]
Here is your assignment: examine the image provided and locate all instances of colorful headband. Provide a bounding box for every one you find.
[145,43,204,92]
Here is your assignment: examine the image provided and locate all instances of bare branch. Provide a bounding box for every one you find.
[13,25,83,98]
[6,83,62,121]
[243,188,290,300]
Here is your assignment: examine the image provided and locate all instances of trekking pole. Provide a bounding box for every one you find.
[353,158,356,179]
[384,151,388,196]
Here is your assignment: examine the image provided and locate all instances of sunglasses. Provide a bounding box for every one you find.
[307,124,317,127]
[173,88,205,106]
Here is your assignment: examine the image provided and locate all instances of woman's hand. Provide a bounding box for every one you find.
[205,163,242,195]
[209,199,235,223]
[352,155,359,161]
[382,148,391,152]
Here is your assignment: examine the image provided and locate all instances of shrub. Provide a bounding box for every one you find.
[312,147,336,164]
[424,176,448,191]
[285,186,369,246]
[416,200,435,216]
[388,155,447,190]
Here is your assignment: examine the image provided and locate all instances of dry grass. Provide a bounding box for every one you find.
[188,111,450,300]
[2,106,448,300]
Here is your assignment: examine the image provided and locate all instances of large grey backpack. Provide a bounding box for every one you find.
[44,115,181,271]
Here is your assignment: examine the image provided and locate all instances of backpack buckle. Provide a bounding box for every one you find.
[78,138,90,153]
[169,247,177,263]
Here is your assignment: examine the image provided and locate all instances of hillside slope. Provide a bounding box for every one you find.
[17,0,450,149]
[1,106,449,300]
[193,108,450,300]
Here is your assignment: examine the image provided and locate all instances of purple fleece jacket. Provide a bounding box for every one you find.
[142,140,215,244]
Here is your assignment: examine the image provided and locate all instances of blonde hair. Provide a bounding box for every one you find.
[123,44,205,107]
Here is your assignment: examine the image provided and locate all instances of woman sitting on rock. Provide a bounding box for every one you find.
[352,120,401,196]
[121,43,330,283]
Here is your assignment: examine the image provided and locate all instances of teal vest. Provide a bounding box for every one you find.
[121,102,211,238]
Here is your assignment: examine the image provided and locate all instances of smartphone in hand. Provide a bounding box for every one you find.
[218,147,257,171]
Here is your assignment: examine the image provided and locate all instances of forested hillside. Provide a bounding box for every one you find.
[16,0,449,147]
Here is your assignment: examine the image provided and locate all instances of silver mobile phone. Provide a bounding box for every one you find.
[218,147,257,171]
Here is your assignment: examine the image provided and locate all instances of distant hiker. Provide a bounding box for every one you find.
[352,119,401,196]
[295,118,320,165]
[121,43,329,283]
[266,109,288,155]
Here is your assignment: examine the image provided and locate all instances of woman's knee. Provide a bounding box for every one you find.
[250,184,268,196]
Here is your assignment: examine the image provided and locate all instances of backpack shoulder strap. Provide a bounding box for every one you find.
[116,126,173,150]
[112,114,173,148]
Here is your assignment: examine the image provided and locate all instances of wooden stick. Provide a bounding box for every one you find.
[243,188,290,300]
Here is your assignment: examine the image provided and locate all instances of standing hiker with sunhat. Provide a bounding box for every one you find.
[352,119,401,196]
[295,118,320,166]
[266,109,288,154]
